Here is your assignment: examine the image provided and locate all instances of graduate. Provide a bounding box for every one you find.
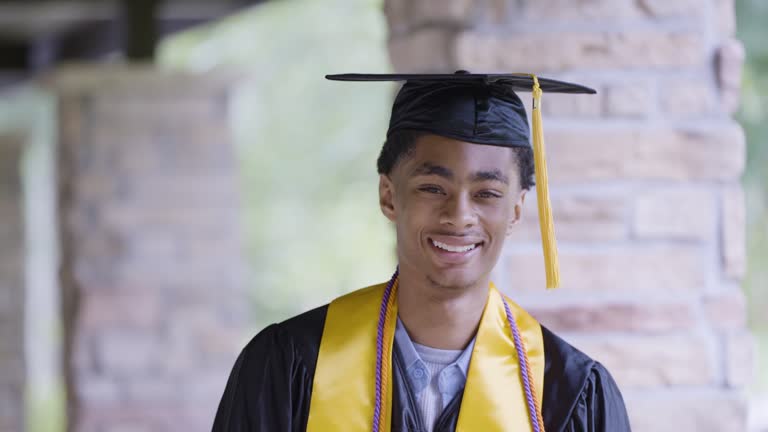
[212,72,632,432]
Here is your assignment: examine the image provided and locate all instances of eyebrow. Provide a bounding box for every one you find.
[410,163,509,185]
[470,169,509,185]
[410,162,454,179]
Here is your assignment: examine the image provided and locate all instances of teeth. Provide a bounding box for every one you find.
[432,240,478,253]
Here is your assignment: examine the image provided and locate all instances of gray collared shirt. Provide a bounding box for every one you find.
[394,318,475,409]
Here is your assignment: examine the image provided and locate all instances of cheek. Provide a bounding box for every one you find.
[398,201,438,237]
[396,188,439,219]
[479,204,515,234]
[392,191,428,235]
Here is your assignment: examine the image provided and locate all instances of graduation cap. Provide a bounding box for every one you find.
[326,71,597,289]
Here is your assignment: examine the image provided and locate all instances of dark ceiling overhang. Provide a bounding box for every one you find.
[0,0,264,83]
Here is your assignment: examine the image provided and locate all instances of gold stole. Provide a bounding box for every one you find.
[307,282,544,431]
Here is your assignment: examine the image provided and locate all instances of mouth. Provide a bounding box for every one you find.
[427,236,484,263]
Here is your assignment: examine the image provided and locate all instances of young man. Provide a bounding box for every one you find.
[212,72,632,432]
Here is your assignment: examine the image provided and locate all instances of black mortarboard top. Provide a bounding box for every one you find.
[325,71,598,289]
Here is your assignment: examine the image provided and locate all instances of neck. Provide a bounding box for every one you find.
[395,265,490,350]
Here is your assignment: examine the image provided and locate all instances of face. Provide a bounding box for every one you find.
[379,134,527,291]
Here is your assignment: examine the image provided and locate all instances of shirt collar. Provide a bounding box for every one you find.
[394,317,475,393]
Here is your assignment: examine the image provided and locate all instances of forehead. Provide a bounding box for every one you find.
[400,134,516,175]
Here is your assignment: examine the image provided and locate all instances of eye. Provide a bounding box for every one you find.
[418,185,445,195]
[476,190,503,199]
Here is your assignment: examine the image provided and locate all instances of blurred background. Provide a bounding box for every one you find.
[0,0,764,431]
[737,0,768,416]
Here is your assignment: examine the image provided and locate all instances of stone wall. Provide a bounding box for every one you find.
[0,133,25,432]
[51,66,250,432]
[385,0,751,430]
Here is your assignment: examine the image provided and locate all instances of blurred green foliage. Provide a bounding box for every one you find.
[0,89,65,432]
[736,0,768,390]
[27,387,65,432]
[158,0,396,329]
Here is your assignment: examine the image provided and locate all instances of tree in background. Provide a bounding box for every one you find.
[159,0,397,328]
[736,0,768,391]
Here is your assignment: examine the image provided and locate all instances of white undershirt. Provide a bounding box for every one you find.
[412,342,463,431]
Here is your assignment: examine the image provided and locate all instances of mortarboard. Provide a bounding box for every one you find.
[326,71,597,289]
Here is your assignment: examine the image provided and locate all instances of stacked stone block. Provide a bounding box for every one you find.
[51,66,250,432]
[384,0,751,430]
[0,134,25,432]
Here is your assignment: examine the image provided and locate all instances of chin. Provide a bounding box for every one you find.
[426,268,486,291]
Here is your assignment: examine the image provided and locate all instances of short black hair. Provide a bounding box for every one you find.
[376,130,535,191]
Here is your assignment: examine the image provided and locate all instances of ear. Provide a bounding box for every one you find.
[506,189,527,236]
[379,174,397,222]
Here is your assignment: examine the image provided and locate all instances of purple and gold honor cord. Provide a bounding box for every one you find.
[373,269,398,432]
[502,295,545,432]
[372,269,544,432]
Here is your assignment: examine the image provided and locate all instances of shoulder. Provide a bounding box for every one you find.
[541,325,595,386]
[541,326,630,431]
[213,306,330,430]
[276,303,329,347]
[242,304,329,372]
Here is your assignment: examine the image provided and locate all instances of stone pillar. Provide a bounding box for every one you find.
[385,1,751,430]
[51,66,250,432]
[0,133,25,432]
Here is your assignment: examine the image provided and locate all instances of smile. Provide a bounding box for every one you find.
[428,237,484,254]
[431,240,479,253]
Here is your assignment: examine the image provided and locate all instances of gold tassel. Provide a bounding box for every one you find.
[530,75,560,289]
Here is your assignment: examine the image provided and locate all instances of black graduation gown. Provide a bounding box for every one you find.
[212,305,632,432]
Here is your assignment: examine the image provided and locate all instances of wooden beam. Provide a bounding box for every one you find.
[0,39,27,69]
[122,0,160,60]
[0,0,267,79]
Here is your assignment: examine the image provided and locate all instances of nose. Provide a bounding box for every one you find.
[440,194,477,228]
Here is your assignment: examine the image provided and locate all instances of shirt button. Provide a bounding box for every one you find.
[413,367,426,379]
